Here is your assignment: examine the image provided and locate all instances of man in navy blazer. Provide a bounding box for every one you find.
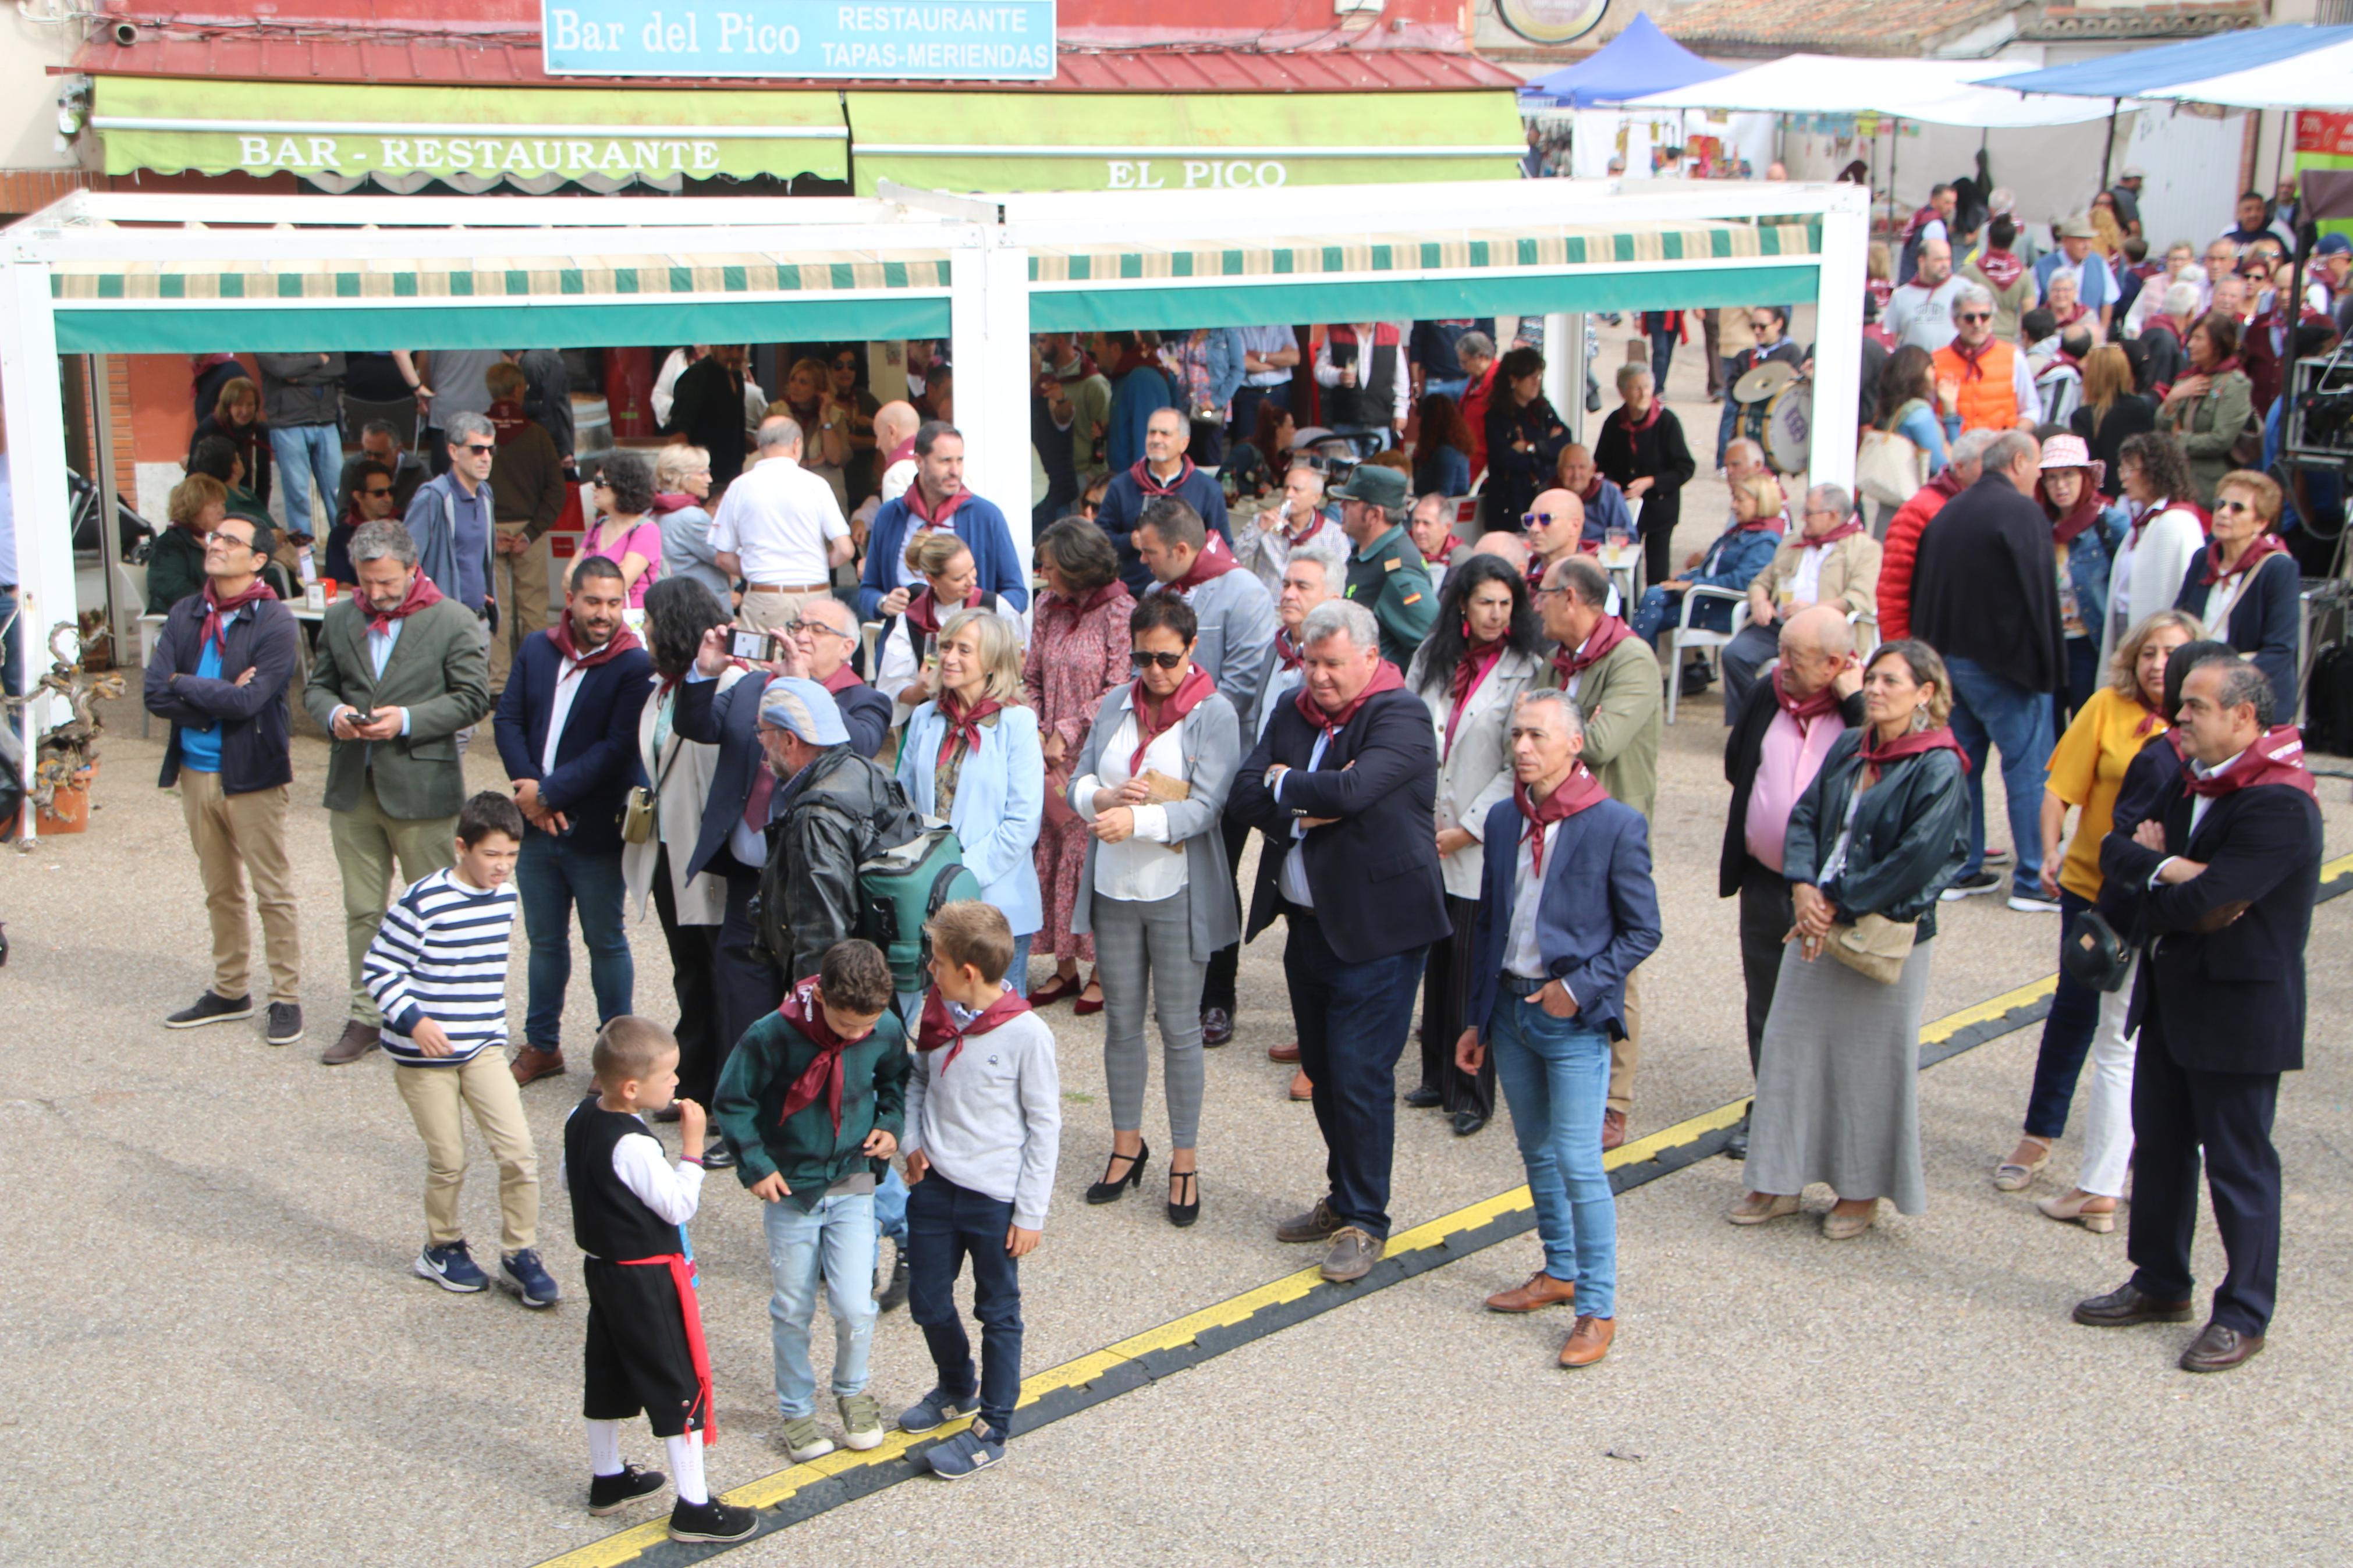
[2074,659,2322,1373]
[1231,599,1451,1285]
[493,557,652,1084]
[856,422,1029,620]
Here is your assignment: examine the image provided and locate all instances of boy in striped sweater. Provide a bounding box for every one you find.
[364,791,558,1307]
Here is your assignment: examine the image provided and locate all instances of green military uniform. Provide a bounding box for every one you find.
[1328,465,1436,667]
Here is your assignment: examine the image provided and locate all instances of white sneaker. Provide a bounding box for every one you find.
[2007,893,2063,913]
[778,1416,835,1463]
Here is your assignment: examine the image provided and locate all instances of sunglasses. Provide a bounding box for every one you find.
[1130,649,1187,670]
[1521,512,1562,529]
[831,360,859,372]
[361,486,395,499]
[462,442,496,456]
[1955,312,1993,324]
[2214,498,2257,514]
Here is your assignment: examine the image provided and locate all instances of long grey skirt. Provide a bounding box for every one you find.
[1742,937,1933,1215]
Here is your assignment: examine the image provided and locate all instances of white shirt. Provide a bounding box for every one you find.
[651,348,693,426]
[1788,541,1829,607]
[1504,816,1557,980]
[1886,276,1966,352]
[709,454,848,586]
[1073,694,1189,904]
[560,1111,704,1257]
[1273,727,1334,906]
[540,653,591,775]
[2152,746,2244,886]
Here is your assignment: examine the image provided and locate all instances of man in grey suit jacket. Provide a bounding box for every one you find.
[303,519,494,1066]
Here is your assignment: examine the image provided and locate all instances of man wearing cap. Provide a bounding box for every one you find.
[2109,168,2146,239]
[1329,464,1436,669]
[2035,218,2122,333]
[2307,233,2351,320]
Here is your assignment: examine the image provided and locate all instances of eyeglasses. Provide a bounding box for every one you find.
[1955,312,1993,324]
[1130,650,1187,671]
[2214,498,2257,514]
[205,529,258,548]
[361,486,395,499]
[1521,512,1561,530]
[1531,585,1567,601]
[787,617,854,641]
[831,360,859,372]
[462,442,496,456]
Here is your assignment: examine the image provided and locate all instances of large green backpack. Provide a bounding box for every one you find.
[858,824,984,995]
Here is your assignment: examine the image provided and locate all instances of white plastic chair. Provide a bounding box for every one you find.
[112,561,162,736]
[1665,586,1748,725]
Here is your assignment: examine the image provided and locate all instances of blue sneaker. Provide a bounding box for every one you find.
[924,1417,1005,1479]
[897,1386,980,1435]
[501,1248,561,1308]
[416,1241,487,1292]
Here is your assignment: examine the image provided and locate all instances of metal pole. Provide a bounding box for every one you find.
[2098,100,2119,194]
[91,354,129,662]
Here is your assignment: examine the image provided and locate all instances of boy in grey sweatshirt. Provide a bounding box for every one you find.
[895,902,1060,1480]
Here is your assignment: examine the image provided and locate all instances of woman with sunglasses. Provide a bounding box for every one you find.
[580,449,665,609]
[1067,593,1242,1226]
[2174,469,2300,713]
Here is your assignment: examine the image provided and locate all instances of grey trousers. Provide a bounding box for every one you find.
[1092,890,1206,1147]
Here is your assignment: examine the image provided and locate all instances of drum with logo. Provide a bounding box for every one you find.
[1765,381,1813,476]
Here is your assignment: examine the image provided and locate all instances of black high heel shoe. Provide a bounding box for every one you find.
[1085,1141,1149,1204]
[1166,1168,1200,1228]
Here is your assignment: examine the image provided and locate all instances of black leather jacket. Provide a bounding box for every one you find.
[757,744,920,980]
[1782,730,1971,940]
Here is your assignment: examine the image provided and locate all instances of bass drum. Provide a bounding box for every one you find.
[1765,382,1813,476]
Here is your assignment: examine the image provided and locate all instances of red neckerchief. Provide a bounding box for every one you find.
[1273,628,1304,672]
[916,984,1034,1073]
[2202,354,2245,379]
[2184,724,2317,802]
[1552,615,1634,686]
[776,976,875,1135]
[2128,496,2179,545]
[1975,248,2025,290]
[1445,638,1506,752]
[487,399,533,447]
[1800,517,1866,549]
[1900,203,1942,243]
[1516,764,1608,881]
[366,570,444,632]
[1131,455,1197,499]
[1130,664,1214,773]
[651,491,698,517]
[1610,397,1665,435]
[935,688,1003,772]
[1429,532,1466,561]
[1165,531,1241,596]
[882,435,917,470]
[1052,347,1103,383]
[1947,333,2000,382]
[2050,302,2091,330]
[1294,657,1405,737]
[907,483,971,531]
[1576,477,1607,510]
[2045,486,2105,547]
[2130,691,2166,739]
[2200,531,2287,586]
[904,585,977,638]
[1283,509,1330,548]
[1859,724,1971,778]
[818,662,864,698]
[1771,665,1840,723]
[547,610,643,671]
[190,352,237,392]
[197,577,277,659]
[1109,345,1158,381]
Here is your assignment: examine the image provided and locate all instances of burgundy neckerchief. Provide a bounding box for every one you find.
[1428,531,1466,561]
[2200,531,2288,586]
[1273,628,1304,672]
[907,483,971,532]
[1516,764,1609,881]
[2184,724,2317,802]
[1799,517,1866,549]
[818,662,864,698]
[1295,657,1406,738]
[905,585,977,638]
[1165,531,1242,596]
[2142,316,2184,350]
[651,491,698,517]
[2202,354,2245,379]
[366,570,444,633]
[487,398,533,447]
[2050,301,2091,330]
[1610,396,1665,436]
[934,687,1003,773]
[881,435,917,470]
[1282,509,1330,548]
[548,610,643,671]
[776,977,875,1135]
[1045,582,1123,625]
[2130,690,2166,739]
[198,576,277,658]
[1771,665,1840,723]
[1130,664,1215,773]
[1445,637,1506,752]
[1859,723,1971,780]
[1975,248,2025,290]
[1946,333,2000,382]
[1131,454,1197,499]
[1552,615,1634,686]
[915,984,1034,1073]
[2045,485,2105,547]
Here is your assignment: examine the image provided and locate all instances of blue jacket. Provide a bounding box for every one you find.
[670,669,890,880]
[1464,793,1662,1044]
[1576,479,1636,547]
[141,593,300,794]
[1106,362,1176,475]
[856,492,1030,621]
[2060,507,2123,644]
[402,470,498,613]
[897,700,1046,936]
[2174,547,2302,716]
[1690,521,1781,595]
[492,632,654,854]
[1096,464,1233,596]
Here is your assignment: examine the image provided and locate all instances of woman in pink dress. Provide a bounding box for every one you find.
[1022,517,1138,1012]
[579,448,665,609]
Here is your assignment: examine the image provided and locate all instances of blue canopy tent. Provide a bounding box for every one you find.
[1978,23,2353,101]
[1518,12,1730,112]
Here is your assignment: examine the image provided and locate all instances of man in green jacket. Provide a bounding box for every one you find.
[303,518,494,1067]
[1329,464,1436,668]
[714,940,909,1461]
[1537,552,1663,1149]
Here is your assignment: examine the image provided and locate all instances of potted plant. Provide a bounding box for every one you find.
[26,620,123,834]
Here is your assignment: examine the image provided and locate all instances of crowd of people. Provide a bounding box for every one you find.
[116,190,2334,1536]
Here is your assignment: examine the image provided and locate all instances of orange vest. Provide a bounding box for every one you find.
[1932,339,2021,433]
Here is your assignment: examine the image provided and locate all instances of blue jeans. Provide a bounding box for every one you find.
[2023,888,2101,1140]
[761,1189,878,1419]
[1422,376,1470,403]
[268,421,345,536]
[1009,932,1033,998]
[514,830,633,1050]
[1649,327,1676,388]
[1283,909,1428,1239]
[1944,655,2053,894]
[0,588,21,698]
[1630,582,1737,647]
[1489,988,1616,1317]
[875,1164,909,1245]
[906,1171,1024,1435]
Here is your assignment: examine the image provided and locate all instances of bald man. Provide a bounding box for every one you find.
[1471,531,1531,575]
[1521,487,1586,591]
[874,400,921,503]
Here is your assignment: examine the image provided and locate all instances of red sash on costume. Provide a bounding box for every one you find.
[615,1254,715,1442]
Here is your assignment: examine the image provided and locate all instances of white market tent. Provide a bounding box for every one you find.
[1,177,1868,837]
[1621,54,2120,129]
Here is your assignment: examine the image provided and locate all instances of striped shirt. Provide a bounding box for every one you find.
[363,867,517,1066]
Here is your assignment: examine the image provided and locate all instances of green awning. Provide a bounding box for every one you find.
[844,90,1524,195]
[90,77,849,191]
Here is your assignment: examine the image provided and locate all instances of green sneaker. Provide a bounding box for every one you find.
[838,1392,885,1452]
[778,1415,835,1463]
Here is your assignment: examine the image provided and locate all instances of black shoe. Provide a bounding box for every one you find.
[701,1143,736,1171]
[1167,1168,1200,1228]
[1403,1085,1443,1109]
[1679,659,1715,698]
[264,1002,304,1047]
[1085,1141,1149,1204]
[165,991,255,1029]
[1451,1110,1487,1137]
[588,1463,668,1515]
[1724,1112,1751,1162]
[2073,1282,2195,1328]
[1939,869,2003,902]
[668,1498,758,1544]
[876,1250,910,1313]
[1200,1008,1234,1048]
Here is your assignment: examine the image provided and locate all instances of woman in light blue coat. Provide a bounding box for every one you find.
[897,607,1045,991]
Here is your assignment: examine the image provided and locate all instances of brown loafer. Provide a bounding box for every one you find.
[321,1020,380,1067]
[1288,1068,1313,1101]
[1486,1271,1576,1313]
[2073,1282,2195,1328]
[1559,1314,1616,1368]
[1268,1040,1301,1064]
[2178,1321,2266,1373]
[511,1044,567,1086]
[1319,1226,1383,1283]
[1601,1108,1627,1151]
[1275,1198,1343,1245]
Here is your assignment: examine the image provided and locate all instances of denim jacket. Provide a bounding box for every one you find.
[2059,504,2124,642]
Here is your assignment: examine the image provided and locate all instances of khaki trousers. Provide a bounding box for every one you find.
[179,771,302,1005]
[393,1053,539,1251]
[331,779,457,1023]
[736,586,820,636]
[1610,967,1642,1116]
[488,525,554,695]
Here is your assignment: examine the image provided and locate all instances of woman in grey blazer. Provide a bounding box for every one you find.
[1069,593,1241,1227]
[1404,553,1543,1136]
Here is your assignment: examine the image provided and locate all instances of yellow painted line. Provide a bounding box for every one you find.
[1918,974,2056,1043]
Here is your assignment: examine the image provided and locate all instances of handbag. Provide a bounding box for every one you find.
[2061,906,2134,993]
[622,703,691,847]
[1823,912,1917,985]
[1855,426,1927,508]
